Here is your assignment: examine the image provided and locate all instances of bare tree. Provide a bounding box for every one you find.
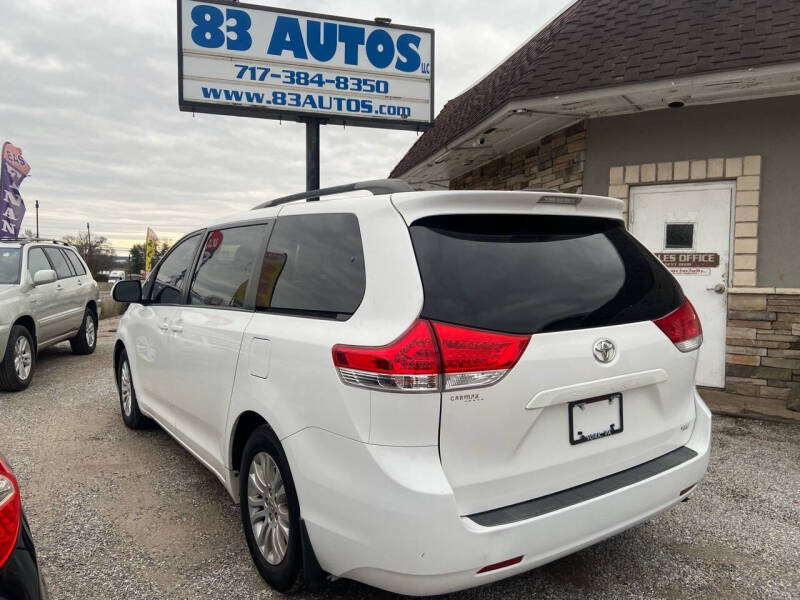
[62,231,115,275]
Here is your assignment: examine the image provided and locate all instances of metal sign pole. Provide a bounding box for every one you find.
[306,118,320,200]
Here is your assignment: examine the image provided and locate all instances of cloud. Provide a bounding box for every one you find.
[0,0,573,254]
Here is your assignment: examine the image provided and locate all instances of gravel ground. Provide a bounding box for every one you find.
[1,321,798,600]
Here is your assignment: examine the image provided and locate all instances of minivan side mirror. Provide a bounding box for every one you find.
[113,280,143,303]
[33,269,57,286]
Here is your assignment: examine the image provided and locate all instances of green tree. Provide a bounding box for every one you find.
[129,243,145,275]
[154,240,172,264]
[129,240,172,275]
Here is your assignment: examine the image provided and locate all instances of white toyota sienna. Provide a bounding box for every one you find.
[112,181,711,596]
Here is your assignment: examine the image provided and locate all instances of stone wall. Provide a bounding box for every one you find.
[450,122,586,192]
[726,293,800,411]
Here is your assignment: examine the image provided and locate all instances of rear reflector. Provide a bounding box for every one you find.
[653,298,703,352]
[333,320,530,392]
[477,555,523,574]
[680,483,697,496]
[0,456,21,571]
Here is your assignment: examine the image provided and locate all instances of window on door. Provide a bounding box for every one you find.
[665,223,694,249]
[149,234,201,305]
[27,248,51,278]
[188,224,266,308]
[43,247,73,279]
[63,249,87,275]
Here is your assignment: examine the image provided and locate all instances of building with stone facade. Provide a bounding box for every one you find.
[391,0,800,413]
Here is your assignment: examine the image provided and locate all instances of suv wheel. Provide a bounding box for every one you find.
[117,349,151,429]
[70,309,97,355]
[240,426,302,592]
[0,325,35,392]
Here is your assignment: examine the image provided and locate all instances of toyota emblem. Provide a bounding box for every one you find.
[593,339,616,363]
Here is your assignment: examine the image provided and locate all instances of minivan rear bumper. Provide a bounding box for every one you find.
[284,392,711,596]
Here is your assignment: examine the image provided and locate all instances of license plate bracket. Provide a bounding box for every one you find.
[569,393,623,445]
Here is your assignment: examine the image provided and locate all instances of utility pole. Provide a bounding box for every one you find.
[304,118,321,200]
[35,200,39,238]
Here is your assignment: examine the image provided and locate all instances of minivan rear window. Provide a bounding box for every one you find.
[410,215,683,335]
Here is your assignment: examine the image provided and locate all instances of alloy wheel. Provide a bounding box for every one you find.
[247,452,289,565]
[85,315,96,347]
[13,336,31,381]
[120,361,132,416]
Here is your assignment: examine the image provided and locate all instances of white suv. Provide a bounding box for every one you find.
[112,181,711,596]
[0,240,99,391]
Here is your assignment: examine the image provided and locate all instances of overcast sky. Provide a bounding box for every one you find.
[1,0,573,254]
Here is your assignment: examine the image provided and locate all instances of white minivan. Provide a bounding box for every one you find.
[112,181,711,596]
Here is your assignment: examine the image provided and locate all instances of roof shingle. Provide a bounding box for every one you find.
[391,0,800,177]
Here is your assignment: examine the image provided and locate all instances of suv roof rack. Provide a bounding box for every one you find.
[252,178,412,210]
[0,238,70,246]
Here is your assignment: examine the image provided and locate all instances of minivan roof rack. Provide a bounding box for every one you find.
[252,178,412,210]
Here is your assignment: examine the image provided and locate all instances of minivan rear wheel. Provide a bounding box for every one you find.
[240,426,302,593]
[0,325,35,392]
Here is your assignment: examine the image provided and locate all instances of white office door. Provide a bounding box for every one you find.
[630,182,734,388]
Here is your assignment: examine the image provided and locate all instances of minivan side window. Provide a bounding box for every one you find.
[150,234,201,305]
[256,214,365,319]
[189,225,266,308]
[63,249,87,275]
[27,248,51,278]
[43,247,73,279]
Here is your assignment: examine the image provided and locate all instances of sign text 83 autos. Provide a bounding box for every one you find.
[190,6,426,74]
[179,0,434,128]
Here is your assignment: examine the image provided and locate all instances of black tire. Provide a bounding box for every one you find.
[240,425,303,593]
[116,349,151,429]
[0,325,35,392]
[69,308,97,355]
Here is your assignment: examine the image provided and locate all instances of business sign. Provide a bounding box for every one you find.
[177,0,434,130]
[0,143,31,239]
[656,252,720,276]
[655,252,720,268]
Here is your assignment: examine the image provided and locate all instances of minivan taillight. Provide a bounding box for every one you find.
[332,320,530,392]
[0,457,21,570]
[432,321,530,390]
[653,298,703,352]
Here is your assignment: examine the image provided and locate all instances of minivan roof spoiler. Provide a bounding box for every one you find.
[252,179,413,210]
